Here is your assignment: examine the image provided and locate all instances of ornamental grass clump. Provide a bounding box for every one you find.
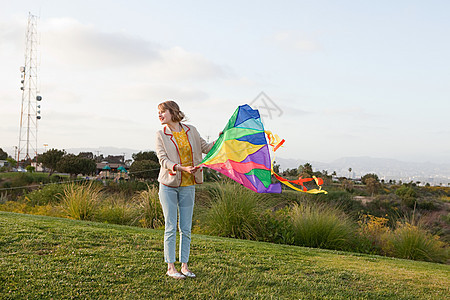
[205,182,267,240]
[383,221,449,263]
[60,182,102,220]
[289,202,356,251]
[95,194,136,225]
[132,185,164,229]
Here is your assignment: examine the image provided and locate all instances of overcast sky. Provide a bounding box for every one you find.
[1,0,449,164]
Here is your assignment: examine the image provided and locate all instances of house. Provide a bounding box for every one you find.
[96,161,128,173]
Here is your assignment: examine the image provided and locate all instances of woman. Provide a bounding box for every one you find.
[155,100,215,279]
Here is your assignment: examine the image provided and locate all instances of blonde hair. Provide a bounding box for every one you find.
[158,100,186,122]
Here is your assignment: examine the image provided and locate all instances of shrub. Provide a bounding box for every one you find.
[0,201,65,217]
[289,202,356,251]
[50,175,63,183]
[316,190,364,217]
[25,165,35,173]
[32,204,66,217]
[59,182,102,220]
[23,183,66,206]
[259,207,294,245]
[0,201,29,213]
[95,194,136,225]
[357,214,390,254]
[12,172,34,186]
[365,194,402,224]
[204,182,267,240]
[395,185,417,208]
[104,180,149,196]
[383,222,449,263]
[2,181,12,189]
[132,185,164,229]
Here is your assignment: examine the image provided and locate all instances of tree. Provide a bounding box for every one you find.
[348,167,352,179]
[341,179,354,192]
[297,163,313,178]
[25,165,35,173]
[125,159,133,167]
[38,148,66,175]
[56,154,96,179]
[0,148,8,160]
[94,154,104,163]
[361,173,379,185]
[129,160,160,181]
[365,177,381,196]
[78,152,94,160]
[6,158,17,168]
[132,151,159,163]
[105,155,124,163]
[273,161,280,174]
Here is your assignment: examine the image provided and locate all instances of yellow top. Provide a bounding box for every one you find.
[172,128,195,186]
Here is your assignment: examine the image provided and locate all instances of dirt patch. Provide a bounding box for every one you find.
[354,196,373,205]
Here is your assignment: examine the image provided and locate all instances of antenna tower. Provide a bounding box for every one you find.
[18,12,42,164]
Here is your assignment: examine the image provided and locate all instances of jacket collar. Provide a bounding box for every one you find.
[163,123,191,136]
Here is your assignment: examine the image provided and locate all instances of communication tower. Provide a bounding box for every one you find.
[18,13,42,163]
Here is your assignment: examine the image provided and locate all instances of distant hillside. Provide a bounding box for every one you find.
[276,156,450,185]
[64,147,450,185]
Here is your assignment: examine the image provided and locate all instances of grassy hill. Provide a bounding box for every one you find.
[0,211,449,299]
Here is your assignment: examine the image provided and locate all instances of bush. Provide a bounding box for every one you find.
[204,182,268,240]
[59,182,102,220]
[95,194,136,225]
[316,190,364,217]
[289,202,356,251]
[13,172,34,186]
[104,180,149,196]
[365,194,402,224]
[25,165,35,173]
[357,214,390,255]
[23,183,66,206]
[132,185,163,229]
[259,207,294,245]
[395,185,417,208]
[50,175,63,183]
[383,222,449,263]
[0,201,65,217]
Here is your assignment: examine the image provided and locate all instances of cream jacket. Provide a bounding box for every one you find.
[155,124,214,187]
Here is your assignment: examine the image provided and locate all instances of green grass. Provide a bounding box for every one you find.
[0,212,449,299]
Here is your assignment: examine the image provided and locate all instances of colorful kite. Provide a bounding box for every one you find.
[200,104,327,194]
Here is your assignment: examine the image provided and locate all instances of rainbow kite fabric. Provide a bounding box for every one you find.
[201,104,327,194]
[200,104,282,193]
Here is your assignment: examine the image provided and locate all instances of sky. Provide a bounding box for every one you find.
[1,0,449,164]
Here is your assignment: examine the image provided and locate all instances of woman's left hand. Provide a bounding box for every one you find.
[184,166,200,174]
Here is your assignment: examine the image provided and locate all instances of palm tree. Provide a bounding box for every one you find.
[348,167,352,179]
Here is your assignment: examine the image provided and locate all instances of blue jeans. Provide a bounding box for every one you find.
[158,183,195,263]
